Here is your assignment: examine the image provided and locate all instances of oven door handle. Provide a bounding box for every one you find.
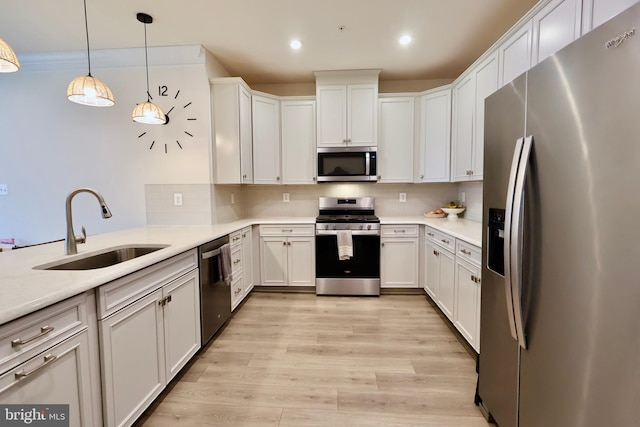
[316,230,380,236]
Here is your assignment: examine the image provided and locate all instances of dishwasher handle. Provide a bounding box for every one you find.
[201,247,221,260]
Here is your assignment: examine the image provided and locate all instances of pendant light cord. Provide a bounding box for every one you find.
[82,0,92,76]
[144,22,150,102]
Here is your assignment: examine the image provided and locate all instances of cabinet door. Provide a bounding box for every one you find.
[239,85,254,183]
[454,259,480,350]
[381,238,419,288]
[281,99,317,184]
[436,248,456,321]
[212,83,242,184]
[260,237,288,286]
[0,331,96,427]
[252,94,281,184]
[582,0,637,33]
[451,74,475,181]
[100,289,165,427]
[499,21,533,87]
[472,52,499,180]
[348,84,378,146]
[287,237,315,287]
[418,89,451,183]
[241,227,254,295]
[378,97,414,183]
[317,85,347,146]
[532,0,582,66]
[163,270,201,382]
[425,241,440,299]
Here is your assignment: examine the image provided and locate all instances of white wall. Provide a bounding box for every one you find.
[458,181,483,222]
[0,46,226,245]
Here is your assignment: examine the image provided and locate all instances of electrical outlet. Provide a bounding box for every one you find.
[0,184,7,196]
[283,193,290,203]
[399,192,407,203]
[461,191,466,203]
[173,193,183,206]
[231,193,235,204]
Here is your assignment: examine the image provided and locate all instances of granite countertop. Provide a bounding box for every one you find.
[0,216,480,326]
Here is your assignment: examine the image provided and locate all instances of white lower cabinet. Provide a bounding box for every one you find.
[0,292,102,427]
[259,225,315,287]
[424,226,481,351]
[381,225,419,288]
[98,251,200,427]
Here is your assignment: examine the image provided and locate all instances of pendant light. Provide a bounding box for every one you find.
[132,13,166,125]
[66,0,114,106]
[0,38,20,72]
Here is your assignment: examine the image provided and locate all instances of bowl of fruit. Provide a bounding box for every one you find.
[441,202,465,219]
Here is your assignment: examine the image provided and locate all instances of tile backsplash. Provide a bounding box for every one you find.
[146,181,484,225]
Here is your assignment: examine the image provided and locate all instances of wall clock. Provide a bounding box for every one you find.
[136,85,198,154]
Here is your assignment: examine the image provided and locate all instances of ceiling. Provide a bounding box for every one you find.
[1,0,539,85]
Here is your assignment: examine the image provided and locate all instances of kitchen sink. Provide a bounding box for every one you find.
[34,244,170,271]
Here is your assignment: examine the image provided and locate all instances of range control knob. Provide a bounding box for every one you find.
[367,224,372,230]
[332,224,337,230]
[359,225,364,230]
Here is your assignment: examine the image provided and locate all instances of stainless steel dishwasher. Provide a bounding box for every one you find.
[198,235,231,344]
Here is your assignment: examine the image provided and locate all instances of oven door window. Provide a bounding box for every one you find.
[316,235,380,278]
[318,153,367,177]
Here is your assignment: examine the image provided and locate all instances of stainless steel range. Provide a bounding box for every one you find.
[315,197,380,296]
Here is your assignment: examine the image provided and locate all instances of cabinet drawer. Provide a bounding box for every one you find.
[229,230,243,247]
[97,249,197,320]
[0,293,89,374]
[231,244,243,276]
[425,227,456,252]
[381,224,419,237]
[456,240,481,267]
[231,275,244,311]
[259,224,314,237]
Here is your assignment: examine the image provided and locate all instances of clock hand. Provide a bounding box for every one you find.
[162,106,174,125]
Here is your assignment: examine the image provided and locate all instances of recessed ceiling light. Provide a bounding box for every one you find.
[290,40,302,50]
[399,35,412,46]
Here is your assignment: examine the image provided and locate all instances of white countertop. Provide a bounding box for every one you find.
[0,216,480,326]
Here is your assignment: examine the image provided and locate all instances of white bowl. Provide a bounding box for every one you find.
[441,207,465,219]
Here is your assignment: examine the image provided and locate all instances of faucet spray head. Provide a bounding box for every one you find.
[100,202,112,219]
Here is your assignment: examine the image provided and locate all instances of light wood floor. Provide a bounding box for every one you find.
[135,292,491,427]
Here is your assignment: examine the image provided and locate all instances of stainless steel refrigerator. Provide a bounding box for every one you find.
[478,3,640,427]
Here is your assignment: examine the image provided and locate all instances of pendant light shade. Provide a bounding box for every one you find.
[132,101,166,124]
[132,13,166,125]
[0,38,20,73]
[67,74,115,107]
[68,0,115,106]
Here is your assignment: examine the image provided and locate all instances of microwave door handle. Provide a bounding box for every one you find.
[504,137,524,343]
[365,152,370,175]
[511,135,533,350]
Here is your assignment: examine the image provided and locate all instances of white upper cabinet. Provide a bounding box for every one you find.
[499,21,533,87]
[378,96,415,183]
[252,93,281,184]
[211,78,253,184]
[472,52,499,180]
[582,0,638,33]
[417,87,451,183]
[451,74,475,182]
[532,0,583,66]
[315,70,380,147]
[281,98,317,184]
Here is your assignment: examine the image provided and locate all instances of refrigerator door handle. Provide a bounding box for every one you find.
[504,137,524,342]
[511,135,533,349]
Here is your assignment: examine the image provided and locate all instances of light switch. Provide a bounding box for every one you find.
[399,193,407,203]
[283,193,290,203]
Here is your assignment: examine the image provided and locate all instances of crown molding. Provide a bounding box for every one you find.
[18,45,206,72]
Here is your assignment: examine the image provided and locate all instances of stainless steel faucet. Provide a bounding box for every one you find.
[65,188,112,255]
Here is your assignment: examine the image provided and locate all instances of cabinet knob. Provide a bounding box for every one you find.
[288,242,291,246]
[277,176,280,181]
[283,242,286,246]
[381,243,385,247]
[420,174,424,179]
[433,250,439,256]
[313,177,317,182]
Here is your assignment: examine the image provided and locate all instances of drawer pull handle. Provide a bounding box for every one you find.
[460,249,471,255]
[441,239,450,244]
[11,325,55,347]
[15,354,57,379]
[427,232,434,237]
[394,229,406,233]
[282,229,293,233]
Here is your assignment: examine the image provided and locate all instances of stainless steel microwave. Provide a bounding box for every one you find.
[317,146,377,182]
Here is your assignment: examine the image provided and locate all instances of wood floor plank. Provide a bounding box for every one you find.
[248,352,417,373]
[280,408,492,427]
[196,364,378,391]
